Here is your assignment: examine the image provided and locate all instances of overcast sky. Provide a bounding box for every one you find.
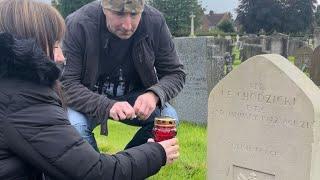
[202,0,320,17]
[201,0,238,14]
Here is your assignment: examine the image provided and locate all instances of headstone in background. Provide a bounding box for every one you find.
[210,37,233,56]
[314,27,320,48]
[310,46,320,86]
[309,39,314,49]
[270,33,289,58]
[224,52,233,75]
[240,44,263,62]
[288,38,307,57]
[207,54,320,180]
[225,35,232,40]
[171,37,225,124]
[240,35,260,45]
[236,35,241,49]
[236,35,240,43]
[260,35,268,53]
[294,46,313,73]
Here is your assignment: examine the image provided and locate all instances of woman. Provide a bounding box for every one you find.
[0,0,179,179]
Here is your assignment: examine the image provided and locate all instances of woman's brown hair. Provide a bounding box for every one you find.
[0,0,65,59]
[0,0,66,107]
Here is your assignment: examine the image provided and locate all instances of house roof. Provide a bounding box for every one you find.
[205,11,231,27]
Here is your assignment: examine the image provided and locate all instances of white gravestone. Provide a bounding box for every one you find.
[207,54,320,180]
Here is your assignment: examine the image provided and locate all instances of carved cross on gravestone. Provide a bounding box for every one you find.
[189,12,196,37]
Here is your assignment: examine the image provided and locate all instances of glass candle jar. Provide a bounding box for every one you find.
[152,116,177,142]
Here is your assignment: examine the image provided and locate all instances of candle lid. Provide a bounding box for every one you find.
[154,116,176,126]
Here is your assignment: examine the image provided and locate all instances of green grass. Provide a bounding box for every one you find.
[93,121,207,179]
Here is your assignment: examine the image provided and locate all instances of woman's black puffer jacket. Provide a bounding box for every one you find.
[0,33,166,180]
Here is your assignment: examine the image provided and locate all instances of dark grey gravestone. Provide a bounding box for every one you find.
[270,33,289,57]
[240,44,263,62]
[210,37,233,56]
[288,38,306,57]
[225,52,233,75]
[310,46,320,86]
[294,46,313,73]
[171,37,225,124]
[240,35,261,45]
[314,27,320,48]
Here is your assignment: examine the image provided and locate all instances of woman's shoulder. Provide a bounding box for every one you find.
[0,78,63,116]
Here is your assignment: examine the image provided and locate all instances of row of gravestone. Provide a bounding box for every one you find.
[171,37,231,124]
[290,45,320,87]
[207,54,320,180]
[171,36,320,179]
[171,36,320,125]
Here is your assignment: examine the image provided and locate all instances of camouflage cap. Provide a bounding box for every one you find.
[102,0,145,14]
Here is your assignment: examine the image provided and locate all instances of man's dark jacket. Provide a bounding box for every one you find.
[61,1,186,135]
[0,33,166,180]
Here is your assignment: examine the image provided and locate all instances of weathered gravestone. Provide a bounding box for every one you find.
[314,27,320,48]
[270,33,289,58]
[171,37,225,124]
[294,46,313,73]
[310,46,320,86]
[287,38,306,57]
[240,44,263,62]
[207,54,320,180]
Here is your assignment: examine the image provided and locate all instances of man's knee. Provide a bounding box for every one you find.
[67,108,93,136]
[161,103,179,124]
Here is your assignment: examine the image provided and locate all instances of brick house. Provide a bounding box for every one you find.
[202,10,232,31]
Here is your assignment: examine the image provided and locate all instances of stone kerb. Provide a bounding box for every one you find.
[207,54,320,180]
[171,37,225,124]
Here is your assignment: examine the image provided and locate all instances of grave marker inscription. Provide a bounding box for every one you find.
[207,54,320,180]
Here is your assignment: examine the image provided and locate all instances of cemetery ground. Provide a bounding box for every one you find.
[94,121,207,179]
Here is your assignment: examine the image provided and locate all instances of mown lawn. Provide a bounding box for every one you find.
[93,120,207,179]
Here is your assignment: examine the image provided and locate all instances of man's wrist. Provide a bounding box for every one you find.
[147,91,159,104]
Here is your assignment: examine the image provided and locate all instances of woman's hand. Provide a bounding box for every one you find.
[148,138,180,164]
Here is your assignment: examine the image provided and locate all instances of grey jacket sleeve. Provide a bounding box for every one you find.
[61,18,116,122]
[147,17,186,107]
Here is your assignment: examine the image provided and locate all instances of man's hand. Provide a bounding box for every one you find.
[133,91,159,120]
[109,101,136,121]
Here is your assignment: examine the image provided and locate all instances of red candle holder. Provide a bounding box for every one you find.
[152,116,177,142]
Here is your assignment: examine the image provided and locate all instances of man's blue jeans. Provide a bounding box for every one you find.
[67,102,178,151]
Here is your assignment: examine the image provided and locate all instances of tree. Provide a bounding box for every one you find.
[236,0,282,34]
[236,0,316,34]
[315,5,320,26]
[217,19,235,33]
[149,0,204,36]
[282,0,316,33]
[52,0,94,18]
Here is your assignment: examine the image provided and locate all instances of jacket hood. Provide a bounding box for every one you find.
[0,32,60,86]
